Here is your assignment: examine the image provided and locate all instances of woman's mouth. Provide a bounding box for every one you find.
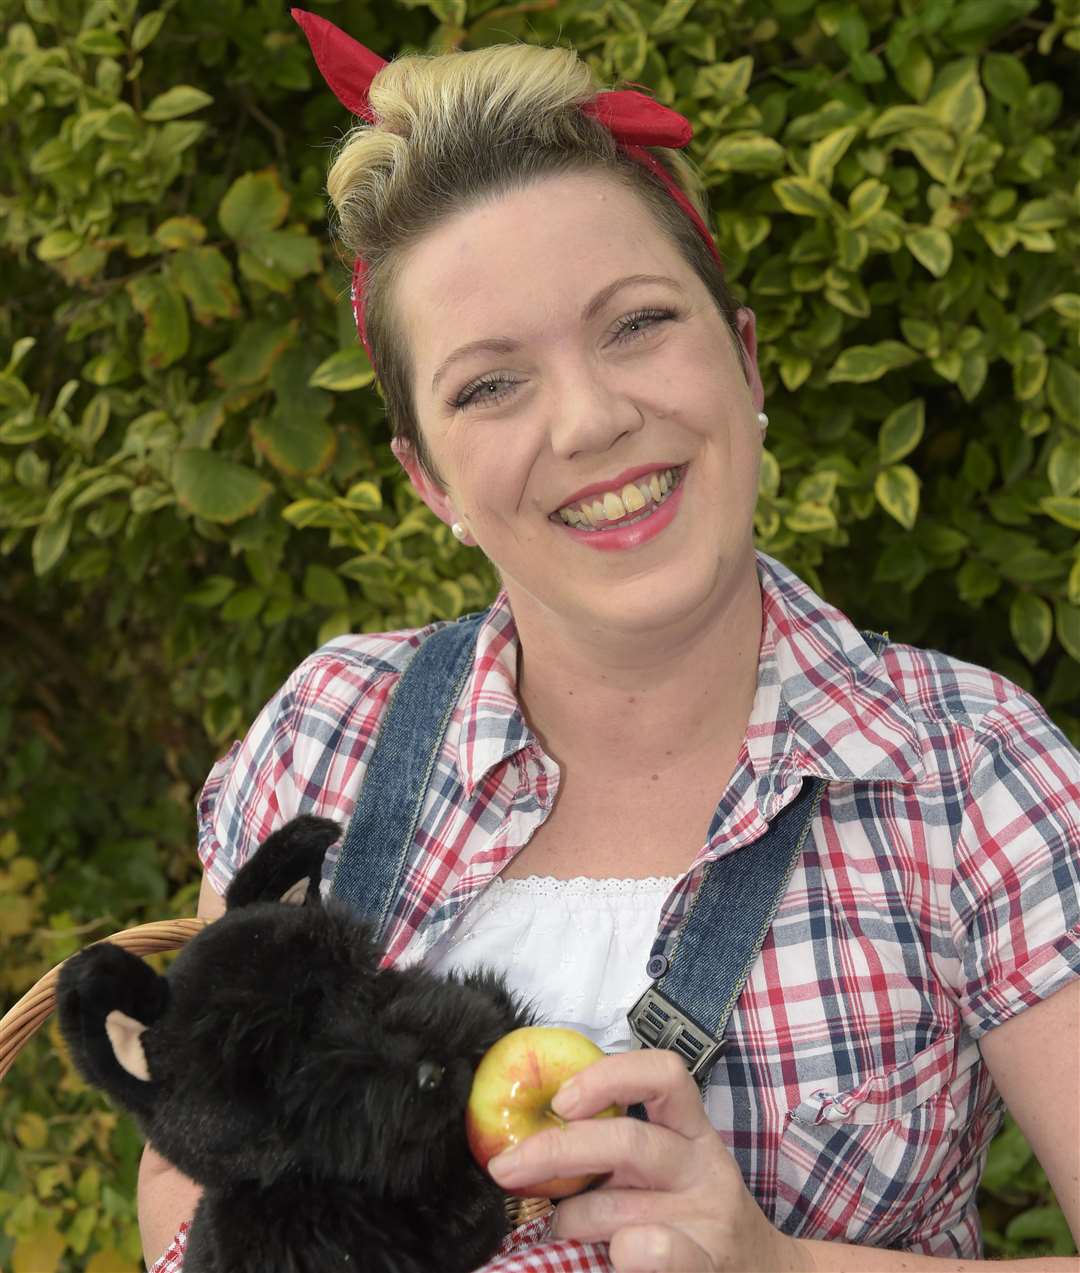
[550,464,688,533]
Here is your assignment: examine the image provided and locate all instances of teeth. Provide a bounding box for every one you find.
[603,491,625,520]
[556,466,682,529]
[622,483,646,513]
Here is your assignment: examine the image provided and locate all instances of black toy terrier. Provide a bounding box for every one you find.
[57,815,533,1272]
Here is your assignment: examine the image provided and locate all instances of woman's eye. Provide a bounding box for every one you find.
[449,308,676,412]
[452,375,517,411]
[612,308,675,342]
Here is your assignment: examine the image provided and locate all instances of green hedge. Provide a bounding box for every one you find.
[1,0,1077,1267]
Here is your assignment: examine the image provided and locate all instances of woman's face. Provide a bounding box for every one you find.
[394,168,766,638]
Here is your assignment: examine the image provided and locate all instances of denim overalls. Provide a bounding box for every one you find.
[332,608,887,1088]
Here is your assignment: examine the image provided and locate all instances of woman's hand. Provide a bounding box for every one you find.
[487,1048,812,1273]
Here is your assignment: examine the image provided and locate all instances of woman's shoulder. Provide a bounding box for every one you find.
[195,617,465,893]
[876,637,1077,792]
[879,637,1032,728]
[880,634,1076,744]
[762,551,1069,757]
[285,618,452,697]
[278,604,503,730]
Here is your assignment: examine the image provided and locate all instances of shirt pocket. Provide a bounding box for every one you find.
[778,1032,971,1248]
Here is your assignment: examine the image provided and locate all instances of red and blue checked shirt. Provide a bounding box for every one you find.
[150,552,1080,1272]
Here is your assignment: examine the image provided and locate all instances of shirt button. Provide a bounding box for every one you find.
[646,954,668,979]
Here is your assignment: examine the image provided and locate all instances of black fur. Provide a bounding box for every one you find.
[57,816,533,1273]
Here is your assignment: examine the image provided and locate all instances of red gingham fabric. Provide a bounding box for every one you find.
[148,1222,187,1273]
[146,1215,611,1273]
[146,551,1080,1271]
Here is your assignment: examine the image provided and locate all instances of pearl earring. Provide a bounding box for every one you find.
[451,522,468,543]
[757,411,769,432]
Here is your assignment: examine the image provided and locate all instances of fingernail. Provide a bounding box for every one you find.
[551,1077,580,1116]
[487,1147,524,1180]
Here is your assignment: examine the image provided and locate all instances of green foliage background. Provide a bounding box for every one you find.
[1,0,1078,1267]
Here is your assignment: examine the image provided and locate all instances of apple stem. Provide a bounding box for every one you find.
[543,1109,568,1130]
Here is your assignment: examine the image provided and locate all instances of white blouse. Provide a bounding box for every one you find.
[425,874,676,1052]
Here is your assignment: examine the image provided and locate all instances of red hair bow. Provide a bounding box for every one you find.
[290,8,721,363]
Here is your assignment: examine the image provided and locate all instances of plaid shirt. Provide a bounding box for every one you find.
[150,552,1080,1273]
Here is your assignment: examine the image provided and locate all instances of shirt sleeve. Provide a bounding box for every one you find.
[144,1217,608,1272]
[194,638,403,898]
[951,687,1080,1039]
[478,1216,612,1271]
[146,1221,189,1272]
[477,1244,612,1271]
[195,663,308,898]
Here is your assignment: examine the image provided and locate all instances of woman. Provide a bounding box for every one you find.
[140,13,1080,1272]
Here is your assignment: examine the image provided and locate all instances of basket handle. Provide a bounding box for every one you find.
[0,918,207,1082]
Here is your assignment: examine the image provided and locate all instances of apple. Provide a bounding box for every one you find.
[466,1025,623,1198]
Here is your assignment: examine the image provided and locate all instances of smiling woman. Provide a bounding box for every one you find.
[319,24,749,496]
[137,9,1080,1273]
[390,169,766,644]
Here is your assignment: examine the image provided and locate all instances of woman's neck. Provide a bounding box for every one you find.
[510,559,763,772]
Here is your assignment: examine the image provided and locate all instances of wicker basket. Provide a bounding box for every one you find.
[0,918,553,1228]
[0,918,207,1083]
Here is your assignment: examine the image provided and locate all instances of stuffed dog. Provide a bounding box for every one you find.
[57,815,532,1272]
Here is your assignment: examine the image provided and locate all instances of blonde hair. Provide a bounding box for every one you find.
[326,42,744,490]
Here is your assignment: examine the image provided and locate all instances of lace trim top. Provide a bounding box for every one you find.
[426,874,677,1053]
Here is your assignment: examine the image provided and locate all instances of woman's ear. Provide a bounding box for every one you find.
[390,437,464,533]
[734,307,765,412]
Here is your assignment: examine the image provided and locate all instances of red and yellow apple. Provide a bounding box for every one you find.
[466,1025,624,1198]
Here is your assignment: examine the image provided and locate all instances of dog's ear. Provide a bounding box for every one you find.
[57,942,170,1121]
[225,815,341,912]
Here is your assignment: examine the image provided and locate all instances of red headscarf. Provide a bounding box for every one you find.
[291,8,723,367]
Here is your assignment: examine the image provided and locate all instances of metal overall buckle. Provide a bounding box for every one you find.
[627,985,722,1082]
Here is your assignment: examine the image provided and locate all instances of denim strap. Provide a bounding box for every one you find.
[332,612,887,1089]
[627,629,888,1088]
[330,610,488,940]
[626,774,824,1089]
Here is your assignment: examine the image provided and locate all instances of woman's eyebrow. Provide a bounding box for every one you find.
[429,272,683,394]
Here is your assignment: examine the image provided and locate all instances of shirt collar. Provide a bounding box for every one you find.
[455,590,534,798]
[454,555,926,797]
[748,552,924,787]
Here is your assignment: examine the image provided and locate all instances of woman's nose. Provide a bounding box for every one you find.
[547,359,644,459]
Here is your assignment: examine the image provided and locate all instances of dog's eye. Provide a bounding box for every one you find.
[416,1060,445,1092]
